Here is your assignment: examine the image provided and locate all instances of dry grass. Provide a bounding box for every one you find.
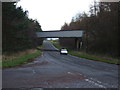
[2,49,37,62]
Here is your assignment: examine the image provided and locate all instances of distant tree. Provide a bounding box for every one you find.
[61,22,69,30]
[60,2,119,57]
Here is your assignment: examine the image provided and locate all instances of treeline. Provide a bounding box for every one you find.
[61,2,119,57]
[2,2,43,53]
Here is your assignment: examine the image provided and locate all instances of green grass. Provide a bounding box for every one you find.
[1,49,41,68]
[51,40,119,65]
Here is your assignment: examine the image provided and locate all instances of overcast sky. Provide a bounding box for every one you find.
[17,0,96,31]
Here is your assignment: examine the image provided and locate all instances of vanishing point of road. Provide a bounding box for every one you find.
[2,41,119,88]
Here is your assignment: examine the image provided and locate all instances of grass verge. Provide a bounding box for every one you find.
[69,51,119,65]
[1,49,41,68]
[50,40,119,65]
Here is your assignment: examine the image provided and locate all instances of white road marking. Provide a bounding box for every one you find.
[68,72,84,76]
[32,69,36,74]
[96,80,102,84]
[78,73,82,75]
[90,78,116,88]
[85,78,106,88]
[65,87,69,88]
[41,52,44,56]
[67,72,74,75]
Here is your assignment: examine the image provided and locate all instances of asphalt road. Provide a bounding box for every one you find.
[2,41,119,88]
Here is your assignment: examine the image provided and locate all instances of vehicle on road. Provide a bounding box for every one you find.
[60,48,68,55]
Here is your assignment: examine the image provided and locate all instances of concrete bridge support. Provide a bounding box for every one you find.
[75,38,83,50]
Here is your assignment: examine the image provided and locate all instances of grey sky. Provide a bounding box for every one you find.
[17,0,98,31]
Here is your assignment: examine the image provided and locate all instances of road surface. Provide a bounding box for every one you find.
[2,41,119,88]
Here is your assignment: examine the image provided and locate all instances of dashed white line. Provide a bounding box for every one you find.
[85,79,106,88]
[67,72,74,75]
[32,69,36,74]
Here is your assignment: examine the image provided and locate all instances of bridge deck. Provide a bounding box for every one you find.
[36,30,85,38]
